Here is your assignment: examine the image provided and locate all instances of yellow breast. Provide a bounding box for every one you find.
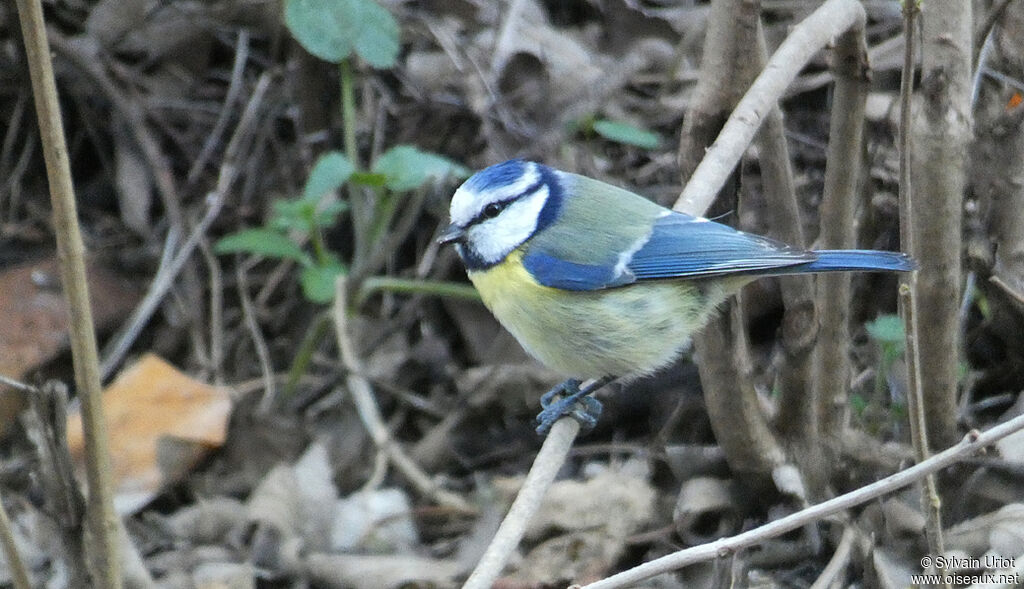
[467,250,734,379]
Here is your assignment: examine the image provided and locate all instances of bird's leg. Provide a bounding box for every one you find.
[535,375,616,435]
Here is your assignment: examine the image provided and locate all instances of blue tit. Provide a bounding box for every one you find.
[438,159,914,433]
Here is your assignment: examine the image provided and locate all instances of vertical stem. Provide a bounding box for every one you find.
[284,312,332,397]
[814,23,869,447]
[310,221,329,265]
[746,3,819,485]
[910,0,969,452]
[14,0,122,586]
[340,58,368,276]
[898,0,921,445]
[898,2,947,580]
[340,59,359,168]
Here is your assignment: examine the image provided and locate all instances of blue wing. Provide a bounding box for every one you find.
[625,213,815,280]
[521,212,815,291]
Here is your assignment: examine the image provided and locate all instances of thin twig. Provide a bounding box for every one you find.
[187,29,250,184]
[581,415,1024,589]
[808,524,856,589]
[676,0,865,215]
[356,277,480,307]
[15,1,121,585]
[47,30,185,231]
[972,26,996,105]
[974,0,1016,57]
[333,278,472,512]
[25,383,90,587]
[462,417,581,589]
[0,374,38,395]
[900,287,946,569]
[100,226,179,379]
[0,488,32,589]
[990,274,1024,306]
[238,260,277,413]
[198,237,225,385]
[3,121,36,222]
[0,91,28,217]
[99,73,272,380]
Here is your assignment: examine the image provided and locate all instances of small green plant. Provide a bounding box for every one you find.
[573,116,662,149]
[284,0,400,69]
[865,314,906,380]
[215,152,350,302]
[216,0,477,402]
[217,0,471,303]
[215,148,469,303]
[861,313,908,433]
[283,0,399,179]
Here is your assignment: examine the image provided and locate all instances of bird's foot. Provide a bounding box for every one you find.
[535,377,613,435]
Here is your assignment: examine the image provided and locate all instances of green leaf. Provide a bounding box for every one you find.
[349,171,389,187]
[865,314,905,344]
[313,200,350,227]
[300,261,347,303]
[849,393,867,416]
[214,229,311,264]
[302,151,355,201]
[592,119,661,149]
[975,287,991,320]
[284,0,400,68]
[372,145,470,192]
[271,199,317,232]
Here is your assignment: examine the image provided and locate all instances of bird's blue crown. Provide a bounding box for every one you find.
[461,159,531,194]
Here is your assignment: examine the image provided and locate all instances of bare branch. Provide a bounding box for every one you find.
[581,416,1024,589]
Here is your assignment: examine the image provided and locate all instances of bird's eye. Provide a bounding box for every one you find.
[482,202,504,219]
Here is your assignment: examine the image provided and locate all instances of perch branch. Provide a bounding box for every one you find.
[461,418,581,589]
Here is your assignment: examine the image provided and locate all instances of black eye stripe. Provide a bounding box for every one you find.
[468,199,513,225]
[468,179,547,226]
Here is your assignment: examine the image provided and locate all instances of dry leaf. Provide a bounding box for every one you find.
[0,258,137,433]
[67,354,232,513]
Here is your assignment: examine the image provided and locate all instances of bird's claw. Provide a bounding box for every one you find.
[535,378,603,435]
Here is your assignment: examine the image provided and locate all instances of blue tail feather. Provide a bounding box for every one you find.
[796,250,915,273]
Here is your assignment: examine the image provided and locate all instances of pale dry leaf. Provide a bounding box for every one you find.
[332,488,418,552]
[304,553,460,589]
[672,476,737,544]
[946,503,1024,557]
[870,547,916,589]
[192,561,255,589]
[113,131,153,235]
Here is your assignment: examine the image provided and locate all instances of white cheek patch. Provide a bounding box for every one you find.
[468,185,549,264]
